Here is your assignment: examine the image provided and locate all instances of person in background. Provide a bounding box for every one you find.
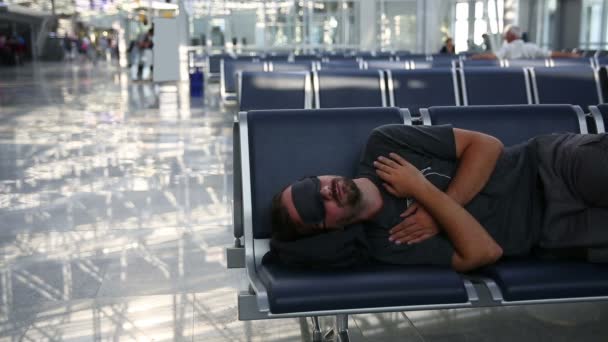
[482,33,493,52]
[473,25,579,60]
[439,37,455,54]
[140,27,154,81]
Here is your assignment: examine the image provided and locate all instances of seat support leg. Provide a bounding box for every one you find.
[336,314,350,342]
[311,316,323,342]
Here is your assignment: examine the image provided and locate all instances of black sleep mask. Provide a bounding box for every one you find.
[291,177,325,227]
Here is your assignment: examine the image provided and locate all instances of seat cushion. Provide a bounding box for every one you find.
[258,259,468,314]
[479,258,608,302]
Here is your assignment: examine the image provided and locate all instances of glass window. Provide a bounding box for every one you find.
[377,0,417,51]
[474,1,487,45]
[579,0,605,50]
[454,1,469,53]
[305,1,360,49]
[263,1,296,47]
[486,0,503,35]
[539,0,557,48]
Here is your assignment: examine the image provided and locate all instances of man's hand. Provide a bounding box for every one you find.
[389,203,439,244]
[374,153,427,198]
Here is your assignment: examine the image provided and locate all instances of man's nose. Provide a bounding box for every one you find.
[320,185,332,200]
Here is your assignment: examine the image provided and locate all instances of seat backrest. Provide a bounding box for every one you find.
[208,53,233,74]
[293,54,320,61]
[314,70,387,108]
[549,57,594,67]
[431,56,458,68]
[388,68,459,115]
[504,59,549,67]
[364,60,408,70]
[221,60,266,95]
[590,104,608,133]
[421,104,587,146]
[269,61,313,72]
[460,67,532,105]
[241,107,408,240]
[460,59,503,68]
[317,60,361,70]
[261,54,291,62]
[530,66,603,109]
[235,55,259,61]
[409,59,433,69]
[238,71,312,111]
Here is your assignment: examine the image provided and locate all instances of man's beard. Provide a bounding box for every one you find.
[333,177,361,208]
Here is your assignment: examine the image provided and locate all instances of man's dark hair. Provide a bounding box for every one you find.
[270,187,318,241]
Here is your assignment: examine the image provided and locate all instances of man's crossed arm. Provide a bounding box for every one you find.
[374,145,504,272]
[388,129,504,246]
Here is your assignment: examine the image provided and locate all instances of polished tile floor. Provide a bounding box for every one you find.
[1,62,608,341]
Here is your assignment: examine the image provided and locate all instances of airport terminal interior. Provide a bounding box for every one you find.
[3,0,608,341]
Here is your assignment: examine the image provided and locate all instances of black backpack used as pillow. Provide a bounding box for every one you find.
[264,224,371,269]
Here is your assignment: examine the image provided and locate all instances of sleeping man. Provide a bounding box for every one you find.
[270,124,608,271]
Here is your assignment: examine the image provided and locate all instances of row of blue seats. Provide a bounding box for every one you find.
[206,51,421,76]
[205,50,608,77]
[212,53,606,81]
[234,104,608,333]
[234,66,607,114]
[219,57,604,100]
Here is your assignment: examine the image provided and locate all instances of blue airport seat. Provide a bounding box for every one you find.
[238,71,312,111]
[293,54,320,61]
[419,104,608,303]
[530,66,604,109]
[235,54,260,61]
[220,59,266,102]
[207,53,233,80]
[549,57,594,67]
[397,53,428,60]
[421,104,587,146]
[460,59,503,68]
[363,60,408,70]
[596,56,608,66]
[478,259,608,302]
[409,59,433,69]
[589,104,608,133]
[431,55,458,68]
[261,54,291,61]
[387,68,460,115]
[360,55,394,61]
[504,59,549,67]
[314,70,387,108]
[460,67,532,105]
[316,60,361,70]
[268,61,313,72]
[239,107,473,318]
[259,261,469,314]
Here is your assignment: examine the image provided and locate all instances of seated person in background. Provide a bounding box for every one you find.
[439,37,455,55]
[481,33,493,52]
[473,24,579,60]
[271,124,608,272]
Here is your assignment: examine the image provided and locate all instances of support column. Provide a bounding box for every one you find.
[178,0,191,80]
[422,0,443,54]
[359,0,376,51]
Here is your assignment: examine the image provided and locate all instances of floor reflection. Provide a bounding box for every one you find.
[3,62,608,342]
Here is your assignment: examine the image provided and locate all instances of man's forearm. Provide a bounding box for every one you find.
[471,53,497,60]
[414,180,503,271]
[447,133,503,206]
[550,51,580,58]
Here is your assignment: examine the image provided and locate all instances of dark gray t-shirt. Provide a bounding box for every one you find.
[357,124,543,266]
